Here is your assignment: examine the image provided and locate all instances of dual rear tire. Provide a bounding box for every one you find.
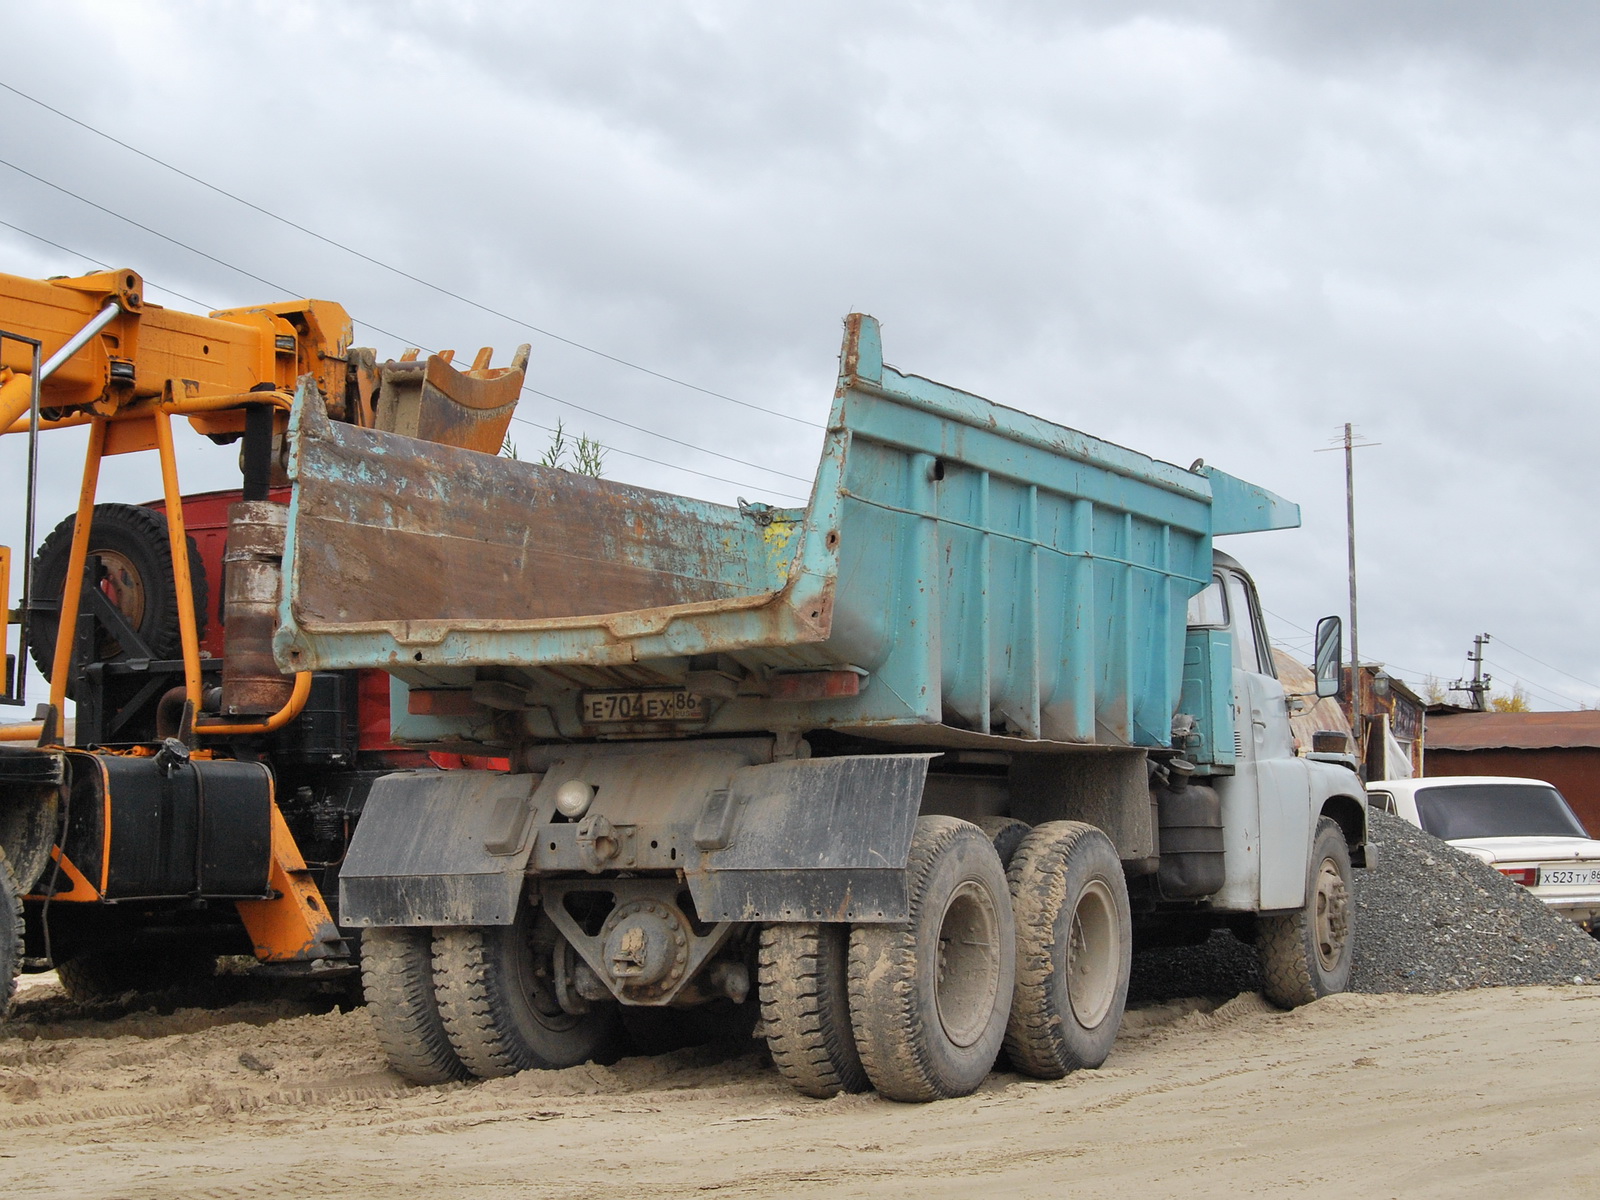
[363,909,622,1085]
[759,815,1133,1102]
[848,817,1017,1102]
[1005,821,1131,1077]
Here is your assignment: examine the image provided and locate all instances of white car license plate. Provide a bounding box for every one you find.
[581,690,709,723]
[1539,865,1600,886]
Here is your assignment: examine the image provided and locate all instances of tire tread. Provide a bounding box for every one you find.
[361,926,468,1085]
[759,923,867,1098]
[848,816,1014,1102]
[433,925,526,1079]
[1003,820,1131,1079]
[1258,816,1355,1009]
[0,850,21,1019]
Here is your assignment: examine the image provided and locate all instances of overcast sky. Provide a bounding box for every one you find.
[3,1,1598,711]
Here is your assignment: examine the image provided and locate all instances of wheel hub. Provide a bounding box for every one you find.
[935,880,1001,1049]
[1065,878,1120,1029]
[93,548,146,658]
[598,899,691,1000]
[1312,856,1351,971]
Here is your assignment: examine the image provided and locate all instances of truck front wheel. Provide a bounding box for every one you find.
[1004,821,1132,1078]
[1258,816,1355,1007]
[847,816,1016,1102]
[433,907,622,1078]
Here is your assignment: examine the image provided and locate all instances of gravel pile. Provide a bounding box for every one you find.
[1349,808,1600,992]
[1128,808,1600,1005]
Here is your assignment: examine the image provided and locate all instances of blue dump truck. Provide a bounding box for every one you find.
[276,314,1366,1102]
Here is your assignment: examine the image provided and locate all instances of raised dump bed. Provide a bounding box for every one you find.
[275,314,1296,749]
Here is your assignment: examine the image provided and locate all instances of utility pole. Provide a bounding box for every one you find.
[1451,633,1492,711]
[1317,423,1379,768]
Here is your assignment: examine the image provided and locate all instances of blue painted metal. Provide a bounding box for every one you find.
[1179,630,1237,767]
[277,314,1298,750]
[1199,465,1301,536]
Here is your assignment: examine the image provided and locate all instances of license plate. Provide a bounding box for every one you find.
[1539,866,1600,886]
[581,690,709,724]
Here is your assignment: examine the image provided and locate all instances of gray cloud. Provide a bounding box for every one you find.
[3,0,1598,708]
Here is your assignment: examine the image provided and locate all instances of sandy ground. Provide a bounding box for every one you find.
[3,973,1599,1199]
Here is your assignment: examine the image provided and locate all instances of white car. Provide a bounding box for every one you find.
[1367,776,1600,934]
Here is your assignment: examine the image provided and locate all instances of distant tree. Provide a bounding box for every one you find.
[1421,675,1449,705]
[1488,684,1531,713]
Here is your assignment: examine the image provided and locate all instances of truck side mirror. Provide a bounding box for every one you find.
[1314,616,1343,699]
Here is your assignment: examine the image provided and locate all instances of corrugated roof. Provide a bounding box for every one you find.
[1426,710,1600,751]
[1271,649,1352,750]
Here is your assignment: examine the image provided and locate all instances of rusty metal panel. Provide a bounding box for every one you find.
[281,393,812,636]
[1425,711,1600,752]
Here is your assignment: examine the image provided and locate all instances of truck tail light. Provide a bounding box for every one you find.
[1497,867,1538,886]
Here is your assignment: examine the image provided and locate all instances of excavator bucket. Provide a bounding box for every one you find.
[371,343,530,454]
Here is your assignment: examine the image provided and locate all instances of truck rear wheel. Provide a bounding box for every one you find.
[847,816,1015,1102]
[759,922,867,1098]
[1259,816,1354,1008]
[433,907,622,1078]
[360,927,469,1085]
[1003,821,1132,1078]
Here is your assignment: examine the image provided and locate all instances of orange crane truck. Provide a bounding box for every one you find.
[0,267,527,1004]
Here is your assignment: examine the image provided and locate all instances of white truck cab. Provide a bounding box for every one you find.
[1186,552,1368,993]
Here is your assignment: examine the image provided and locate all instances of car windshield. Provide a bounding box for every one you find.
[1413,783,1588,840]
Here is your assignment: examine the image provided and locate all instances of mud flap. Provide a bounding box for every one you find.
[688,754,933,923]
[339,770,540,927]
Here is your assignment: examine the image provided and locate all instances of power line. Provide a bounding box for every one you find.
[0,217,809,495]
[1,157,298,297]
[0,158,419,348]
[0,80,824,430]
[1491,637,1600,694]
[507,415,805,501]
[0,217,113,274]
[525,383,814,484]
[1481,658,1581,711]
[1261,606,1312,636]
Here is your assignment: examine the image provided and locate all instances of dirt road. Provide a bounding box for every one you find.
[4,975,1599,1199]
